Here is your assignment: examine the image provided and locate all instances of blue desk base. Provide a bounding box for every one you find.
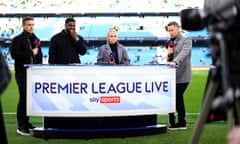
[33,124,166,139]
[32,115,167,139]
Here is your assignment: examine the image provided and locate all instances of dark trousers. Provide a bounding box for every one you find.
[15,72,29,128]
[169,83,189,125]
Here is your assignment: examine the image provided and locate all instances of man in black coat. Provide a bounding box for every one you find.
[10,16,42,136]
[48,17,87,64]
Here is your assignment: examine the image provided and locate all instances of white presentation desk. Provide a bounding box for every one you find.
[26,64,176,139]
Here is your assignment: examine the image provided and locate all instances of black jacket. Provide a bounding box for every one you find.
[48,30,87,64]
[10,31,43,73]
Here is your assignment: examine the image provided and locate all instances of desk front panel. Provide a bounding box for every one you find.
[27,65,175,117]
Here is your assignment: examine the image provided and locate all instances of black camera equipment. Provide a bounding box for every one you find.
[180,0,240,143]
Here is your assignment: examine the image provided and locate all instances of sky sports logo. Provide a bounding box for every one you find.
[100,96,120,103]
[89,96,120,103]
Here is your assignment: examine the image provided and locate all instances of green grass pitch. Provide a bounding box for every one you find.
[1,69,229,144]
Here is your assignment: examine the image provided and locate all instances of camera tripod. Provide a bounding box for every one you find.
[189,31,240,144]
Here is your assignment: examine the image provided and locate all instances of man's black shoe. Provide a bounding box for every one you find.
[168,123,187,130]
[16,127,32,136]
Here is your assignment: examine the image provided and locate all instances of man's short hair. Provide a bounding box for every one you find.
[108,28,117,33]
[22,16,34,25]
[167,21,180,28]
[107,28,118,36]
[65,17,76,24]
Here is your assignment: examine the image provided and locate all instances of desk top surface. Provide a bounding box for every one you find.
[26,64,173,69]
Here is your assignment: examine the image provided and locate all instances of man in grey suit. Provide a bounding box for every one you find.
[97,28,130,65]
[166,21,192,130]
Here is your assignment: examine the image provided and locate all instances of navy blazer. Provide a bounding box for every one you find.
[10,31,42,73]
[48,30,87,64]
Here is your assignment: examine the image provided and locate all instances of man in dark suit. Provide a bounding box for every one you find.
[166,21,192,130]
[10,16,42,136]
[48,17,87,64]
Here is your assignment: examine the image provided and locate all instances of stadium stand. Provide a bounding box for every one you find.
[0,0,210,66]
[0,0,204,15]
